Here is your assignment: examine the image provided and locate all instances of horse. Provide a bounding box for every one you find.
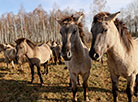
[89,11,138,102]
[15,38,52,84]
[0,43,17,68]
[57,12,92,102]
[51,41,63,65]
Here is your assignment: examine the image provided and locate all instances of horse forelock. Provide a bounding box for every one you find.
[60,14,87,46]
[93,12,133,52]
[93,12,110,24]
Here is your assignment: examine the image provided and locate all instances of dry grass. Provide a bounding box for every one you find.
[0,52,138,102]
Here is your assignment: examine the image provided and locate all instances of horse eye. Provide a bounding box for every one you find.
[104,29,108,32]
[102,29,108,33]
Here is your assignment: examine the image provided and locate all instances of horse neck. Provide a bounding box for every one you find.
[25,43,34,58]
[107,32,131,61]
[71,34,85,58]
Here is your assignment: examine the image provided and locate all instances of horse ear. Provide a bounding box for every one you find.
[56,19,62,26]
[76,14,84,24]
[105,11,120,21]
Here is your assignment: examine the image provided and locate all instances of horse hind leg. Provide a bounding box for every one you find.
[29,64,34,84]
[134,74,138,97]
[126,74,136,102]
[53,51,57,65]
[111,74,119,102]
[43,61,48,75]
[36,64,43,84]
[82,72,90,102]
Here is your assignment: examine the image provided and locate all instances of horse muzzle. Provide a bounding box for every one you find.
[61,51,72,61]
[89,49,101,61]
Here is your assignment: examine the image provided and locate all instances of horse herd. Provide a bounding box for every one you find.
[0,11,138,102]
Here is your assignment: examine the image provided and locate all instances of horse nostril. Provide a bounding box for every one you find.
[93,53,99,59]
[67,51,71,57]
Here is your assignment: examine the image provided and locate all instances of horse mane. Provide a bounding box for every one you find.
[8,43,15,47]
[15,38,36,49]
[93,12,132,52]
[59,12,87,46]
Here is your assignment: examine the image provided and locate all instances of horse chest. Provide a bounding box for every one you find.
[68,58,91,75]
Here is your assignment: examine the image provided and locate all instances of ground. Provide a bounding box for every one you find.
[0,52,138,102]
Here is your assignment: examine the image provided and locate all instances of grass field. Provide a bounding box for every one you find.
[0,52,138,102]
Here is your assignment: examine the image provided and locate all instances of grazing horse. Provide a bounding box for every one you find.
[15,38,52,84]
[0,43,17,68]
[57,12,92,102]
[89,11,138,102]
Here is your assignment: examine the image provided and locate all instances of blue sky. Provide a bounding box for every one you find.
[0,0,133,29]
[0,0,133,15]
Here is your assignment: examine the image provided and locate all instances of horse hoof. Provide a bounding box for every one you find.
[41,83,45,86]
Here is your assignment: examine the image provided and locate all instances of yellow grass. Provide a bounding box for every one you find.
[0,52,138,102]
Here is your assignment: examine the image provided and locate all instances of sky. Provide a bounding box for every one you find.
[0,0,133,29]
[0,0,133,15]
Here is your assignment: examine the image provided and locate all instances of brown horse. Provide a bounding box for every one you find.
[0,43,17,68]
[57,12,92,102]
[15,38,52,84]
[51,41,63,65]
[89,12,138,102]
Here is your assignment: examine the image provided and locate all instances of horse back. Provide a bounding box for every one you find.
[34,44,52,64]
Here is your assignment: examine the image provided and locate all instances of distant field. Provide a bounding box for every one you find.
[0,52,138,102]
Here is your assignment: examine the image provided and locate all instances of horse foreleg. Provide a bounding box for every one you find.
[36,65,43,84]
[82,72,90,102]
[69,75,80,87]
[111,74,119,102]
[70,73,78,102]
[126,74,136,102]
[29,64,34,84]
[134,74,138,97]
[44,61,48,75]
[53,51,57,65]
[77,75,80,85]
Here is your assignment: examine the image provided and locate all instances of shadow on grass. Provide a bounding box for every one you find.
[0,79,114,101]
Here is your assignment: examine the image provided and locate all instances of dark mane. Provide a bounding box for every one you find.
[9,43,15,47]
[59,12,87,46]
[15,38,36,49]
[93,12,132,52]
